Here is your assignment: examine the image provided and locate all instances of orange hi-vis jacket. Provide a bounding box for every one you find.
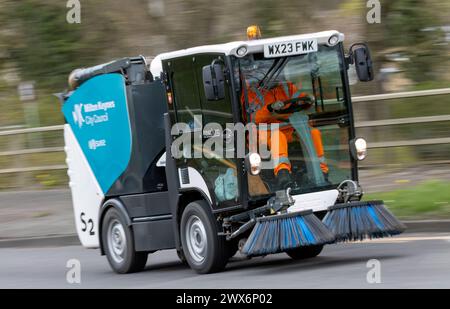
[242,82,329,175]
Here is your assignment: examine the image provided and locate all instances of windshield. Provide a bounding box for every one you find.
[234,44,353,197]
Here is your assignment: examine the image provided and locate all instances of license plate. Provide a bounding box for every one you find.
[264,39,318,58]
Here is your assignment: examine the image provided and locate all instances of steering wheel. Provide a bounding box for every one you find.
[267,96,313,114]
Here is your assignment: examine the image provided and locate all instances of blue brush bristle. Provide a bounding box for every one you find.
[323,200,406,242]
[242,210,335,257]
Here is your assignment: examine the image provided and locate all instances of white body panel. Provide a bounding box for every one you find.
[288,189,339,213]
[156,152,166,167]
[179,167,212,204]
[150,30,344,76]
[64,124,104,248]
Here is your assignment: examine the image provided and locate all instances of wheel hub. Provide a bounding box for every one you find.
[107,219,127,264]
[185,215,208,264]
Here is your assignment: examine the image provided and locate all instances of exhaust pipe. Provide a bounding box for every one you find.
[68,56,148,90]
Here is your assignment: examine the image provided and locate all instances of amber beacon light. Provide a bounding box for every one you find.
[247,25,262,40]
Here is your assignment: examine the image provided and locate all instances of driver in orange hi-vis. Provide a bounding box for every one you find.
[241,81,329,187]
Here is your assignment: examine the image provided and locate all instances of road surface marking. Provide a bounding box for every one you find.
[359,235,450,244]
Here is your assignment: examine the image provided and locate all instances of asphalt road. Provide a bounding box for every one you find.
[1,234,450,288]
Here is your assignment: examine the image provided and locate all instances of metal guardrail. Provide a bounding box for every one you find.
[0,125,64,136]
[353,87,450,149]
[0,125,25,131]
[351,88,450,102]
[0,147,65,157]
[356,115,450,128]
[0,165,67,175]
[0,88,450,174]
[369,137,450,149]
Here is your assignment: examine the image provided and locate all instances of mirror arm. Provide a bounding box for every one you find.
[344,54,353,70]
[211,58,225,66]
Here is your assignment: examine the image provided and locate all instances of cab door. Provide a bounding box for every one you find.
[168,54,241,209]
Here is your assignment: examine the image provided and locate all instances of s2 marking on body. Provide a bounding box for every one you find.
[80,212,95,235]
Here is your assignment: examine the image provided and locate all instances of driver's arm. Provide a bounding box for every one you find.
[254,82,310,123]
[262,82,309,122]
[254,105,273,123]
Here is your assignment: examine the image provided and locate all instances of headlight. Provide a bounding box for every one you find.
[351,138,367,161]
[247,152,262,175]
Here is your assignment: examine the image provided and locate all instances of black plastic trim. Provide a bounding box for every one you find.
[164,113,182,250]
[98,198,132,255]
[133,214,173,223]
[338,42,359,182]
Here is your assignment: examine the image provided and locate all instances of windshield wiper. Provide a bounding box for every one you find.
[257,58,280,89]
[258,57,289,90]
[262,58,287,90]
[267,58,289,88]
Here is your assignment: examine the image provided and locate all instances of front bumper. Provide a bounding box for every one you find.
[287,189,339,213]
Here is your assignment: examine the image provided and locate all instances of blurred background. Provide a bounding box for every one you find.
[0,0,449,239]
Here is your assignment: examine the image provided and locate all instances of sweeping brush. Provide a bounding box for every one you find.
[242,210,335,257]
[323,200,406,242]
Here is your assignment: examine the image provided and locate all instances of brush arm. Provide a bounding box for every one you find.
[226,219,256,240]
[337,180,363,203]
[225,189,295,223]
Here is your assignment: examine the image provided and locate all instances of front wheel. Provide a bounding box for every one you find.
[176,249,188,266]
[180,201,228,274]
[285,245,324,260]
[102,208,148,274]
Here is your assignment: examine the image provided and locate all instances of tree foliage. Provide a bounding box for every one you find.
[0,0,113,91]
[384,0,446,82]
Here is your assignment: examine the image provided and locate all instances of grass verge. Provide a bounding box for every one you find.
[364,180,450,219]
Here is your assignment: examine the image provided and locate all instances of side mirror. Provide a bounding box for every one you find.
[350,43,374,82]
[202,63,225,101]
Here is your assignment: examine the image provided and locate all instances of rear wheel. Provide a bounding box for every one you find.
[102,208,148,274]
[180,200,228,274]
[285,245,324,260]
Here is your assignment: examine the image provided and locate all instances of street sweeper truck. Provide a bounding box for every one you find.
[60,26,405,274]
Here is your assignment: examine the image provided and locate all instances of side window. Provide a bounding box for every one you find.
[171,57,201,128]
[313,46,346,111]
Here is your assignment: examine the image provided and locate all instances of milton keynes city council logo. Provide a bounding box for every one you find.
[72,103,85,128]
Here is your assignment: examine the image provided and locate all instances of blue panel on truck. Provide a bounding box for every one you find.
[62,73,132,193]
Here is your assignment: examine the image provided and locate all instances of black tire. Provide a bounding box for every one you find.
[102,208,148,274]
[285,245,324,260]
[180,200,228,274]
[225,238,239,259]
[176,249,188,266]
